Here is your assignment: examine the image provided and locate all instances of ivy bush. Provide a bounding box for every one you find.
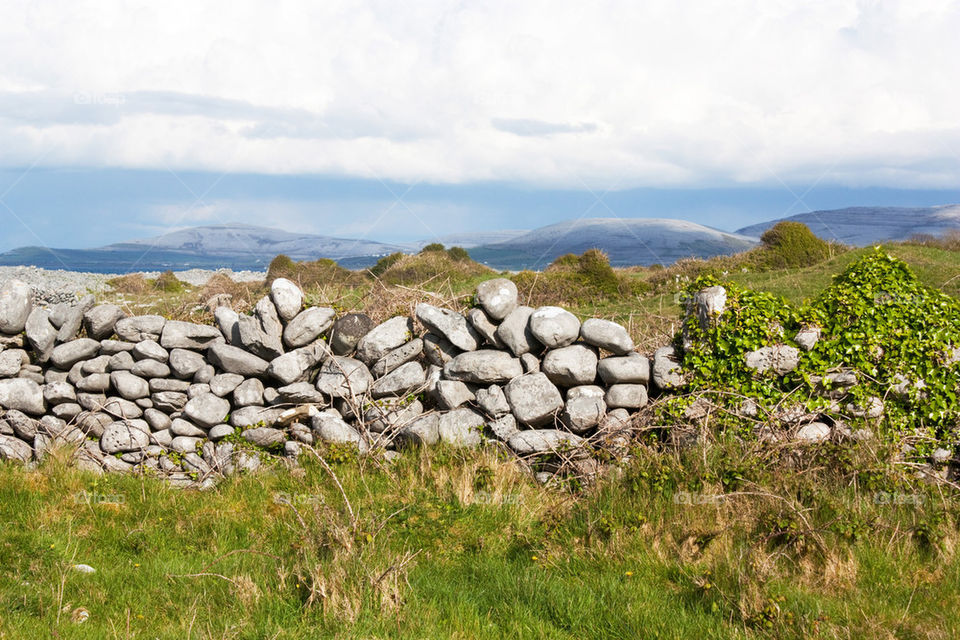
[668,249,960,450]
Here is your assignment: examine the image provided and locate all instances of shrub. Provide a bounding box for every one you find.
[446,246,470,262]
[267,254,296,279]
[515,248,648,306]
[757,221,831,269]
[420,243,445,254]
[368,252,405,279]
[152,270,185,293]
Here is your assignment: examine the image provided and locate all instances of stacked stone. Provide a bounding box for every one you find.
[1,275,674,481]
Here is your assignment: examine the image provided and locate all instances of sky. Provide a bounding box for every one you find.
[1,0,959,252]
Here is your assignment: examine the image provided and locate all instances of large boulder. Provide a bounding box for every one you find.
[100,420,150,454]
[438,407,485,447]
[328,313,374,356]
[561,385,606,433]
[311,410,368,452]
[0,279,32,334]
[283,307,336,349]
[507,429,585,456]
[652,346,684,390]
[83,304,126,340]
[315,356,373,398]
[214,307,240,344]
[208,343,270,377]
[422,333,460,366]
[495,306,541,357]
[529,307,581,349]
[183,392,231,429]
[475,384,510,417]
[475,278,518,321]
[605,384,648,409]
[269,278,303,322]
[110,370,150,400]
[0,434,33,463]
[267,342,328,386]
[579,318,634,355]
[467,308,505,349]
[415,304,480,352]
[0,378,47,415]
[168,348,206,379]
[160,321,224,350]
[356,316,413,364]
[236,297,284,360]
[504,372,563,426]
[24,308,57,363]
[443,350,524,384]
[541,344,598,387]
[56,295,95,343]
[114,315,165,342]
[434,380,476,409]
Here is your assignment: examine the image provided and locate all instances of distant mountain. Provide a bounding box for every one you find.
[468,218,759,270]
[736,205,960,246]
[0,224,405,272]
[421,230,529,249]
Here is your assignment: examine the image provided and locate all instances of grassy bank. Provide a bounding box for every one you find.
[2,436,959,638]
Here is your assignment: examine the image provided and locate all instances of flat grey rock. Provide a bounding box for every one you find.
[168,348,206,379]
[283,307,336,348]
[562,385,606,433]
[356,316,413,364]
[467,308,505,349]
[422,333,460,367]
[372,361,425,398]
[443,350,523,384]
[508,429,585,456]
[233,378,265,407]
[114,315,165,342]
[210,373,245,397]
[579,318,634,355]
[132,340,169,363]
[597,353,650,385]
[315,356,373,398]
[372,338,423,378]
[415,303,480,352]
[0,378,45,415]
[434,380,476,409]
[438,407,485,447]
[541,344,598,387]
[160,321,224,350]
[100,420,150,454]
[652,346,684,390]
[208,343,270,377]
[51,338,100,369]
[475,384,510,417]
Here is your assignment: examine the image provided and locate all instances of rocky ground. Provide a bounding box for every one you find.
[0,266,267,306]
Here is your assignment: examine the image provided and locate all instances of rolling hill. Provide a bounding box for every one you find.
[736,205,960,246]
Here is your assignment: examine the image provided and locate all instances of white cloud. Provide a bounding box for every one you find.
[0,0,958,188]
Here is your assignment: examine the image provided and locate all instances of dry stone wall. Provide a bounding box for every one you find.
[0,276,692,485]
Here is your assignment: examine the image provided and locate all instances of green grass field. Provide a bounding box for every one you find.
[3,237,959,638]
